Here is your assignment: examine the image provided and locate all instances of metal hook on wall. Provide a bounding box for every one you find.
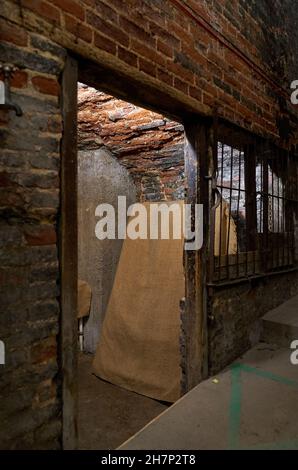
[0,63,23,117]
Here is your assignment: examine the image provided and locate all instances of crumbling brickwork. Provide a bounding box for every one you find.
[78,85,184,201]
[0,0,297,449]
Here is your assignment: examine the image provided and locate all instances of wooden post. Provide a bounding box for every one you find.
[60,55,78,450]
[183,119,210,391]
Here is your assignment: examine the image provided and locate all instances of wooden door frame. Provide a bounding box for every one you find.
[60,53,210,449]
[60,55,78,450]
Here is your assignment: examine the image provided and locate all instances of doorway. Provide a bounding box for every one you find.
[60,55,208,449]
[77,83,185,448]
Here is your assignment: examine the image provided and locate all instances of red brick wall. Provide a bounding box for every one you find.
[0,0,297,449]
[1,1,297,138]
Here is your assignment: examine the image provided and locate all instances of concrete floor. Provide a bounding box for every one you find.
[79,297,298,450]
[262,295,298,347]
[120,343,298,450]
[119,295,298,450]
[78,353,168,449]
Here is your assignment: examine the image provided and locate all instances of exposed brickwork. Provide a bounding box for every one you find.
[0,0,297,450]
[0,26,64,450]
[78,85,184,201]
[0,0,297,139]
[31,76,60,96]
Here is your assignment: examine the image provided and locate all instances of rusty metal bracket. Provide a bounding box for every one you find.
[0,64,23,116]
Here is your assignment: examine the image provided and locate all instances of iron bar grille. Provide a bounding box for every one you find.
[210,138,298,283]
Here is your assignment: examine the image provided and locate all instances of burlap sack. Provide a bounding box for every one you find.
[93,201,184,402]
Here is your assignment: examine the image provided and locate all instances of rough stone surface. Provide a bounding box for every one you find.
[208,271,298,374]
[78,148,136,352]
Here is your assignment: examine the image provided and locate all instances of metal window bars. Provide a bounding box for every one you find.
[209,137,297,283]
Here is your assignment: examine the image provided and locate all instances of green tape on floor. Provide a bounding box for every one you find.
[228,365,242,449]
[228,362,298,450]
[233,362,298,388]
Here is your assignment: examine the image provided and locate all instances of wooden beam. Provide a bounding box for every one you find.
[78,58,201,124]
[60,54,78,450]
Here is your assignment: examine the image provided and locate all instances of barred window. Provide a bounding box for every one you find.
[209,134,297,283]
